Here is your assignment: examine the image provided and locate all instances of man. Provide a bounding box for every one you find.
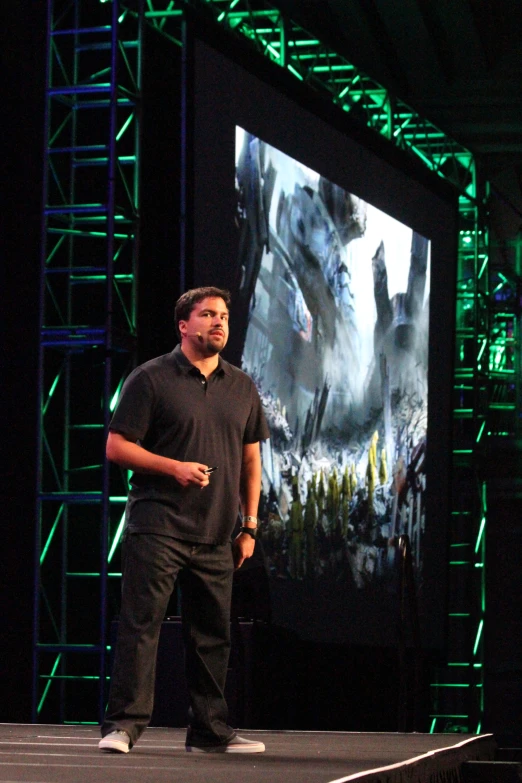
[98,286,269,754]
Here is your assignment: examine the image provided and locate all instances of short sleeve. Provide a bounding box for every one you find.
[109,368,155,442]
[243,381,270,444]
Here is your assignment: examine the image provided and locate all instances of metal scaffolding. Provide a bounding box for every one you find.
[34,0,489,729]
[34,0,141,723]
[431,198,489,733]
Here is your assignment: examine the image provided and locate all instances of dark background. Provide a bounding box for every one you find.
[2,0,521,742]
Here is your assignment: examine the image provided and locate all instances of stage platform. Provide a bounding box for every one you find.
[0,724,495,783]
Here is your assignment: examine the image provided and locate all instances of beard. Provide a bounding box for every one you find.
[201,331,227,354]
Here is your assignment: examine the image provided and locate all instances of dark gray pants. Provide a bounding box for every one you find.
[101,532,236,748]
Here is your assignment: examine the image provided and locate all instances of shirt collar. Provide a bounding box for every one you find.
[170,344,230,376]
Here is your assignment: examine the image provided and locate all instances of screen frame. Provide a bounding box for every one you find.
[182,13,458,651]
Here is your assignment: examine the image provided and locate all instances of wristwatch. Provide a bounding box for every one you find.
[239,526,257,539]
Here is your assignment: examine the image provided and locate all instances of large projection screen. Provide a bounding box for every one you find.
[186,24,457,650]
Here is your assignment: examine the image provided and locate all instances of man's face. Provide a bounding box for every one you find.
[179,296,229,355]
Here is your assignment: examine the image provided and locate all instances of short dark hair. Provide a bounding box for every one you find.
[174,286,231,339]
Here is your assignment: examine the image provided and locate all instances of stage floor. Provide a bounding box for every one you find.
[0,724,496,783]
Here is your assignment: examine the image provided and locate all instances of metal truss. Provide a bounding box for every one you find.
[488,263,519,439]
[34,0,489,729]
[34,0,141,723]
[430,203,489,734]
[142,0,477,200]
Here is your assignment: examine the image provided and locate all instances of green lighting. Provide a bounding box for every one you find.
[288,39,321,47]
[448,613,470,617]
[116,113,134,142]
[48,227,134,239]
[144,10,184,18]
[476,722,482,735]
[48,374,60,399]
[37,654,62,714]
[40,675,100,680]
[473,620,484,656]
[476,420,486,443]
[312,64,358,73]
[429,718,437,733]
[478,256,488,280]
[40,505,64,565]
[110,378,125,412]
[218,0,240,19]
[475,517,486,553]
[393,117,412,138]
[287,64,304,81]
[429,714,469,719]
[108,511,126,563]
[66,572,122,577]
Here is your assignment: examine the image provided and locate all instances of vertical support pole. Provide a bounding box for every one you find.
[34,0,141,723]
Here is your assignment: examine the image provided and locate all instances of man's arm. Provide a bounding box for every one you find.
[233,441,262,569]
[106,431,210,488]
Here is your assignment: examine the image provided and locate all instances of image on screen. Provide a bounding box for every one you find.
[235,126,432,641]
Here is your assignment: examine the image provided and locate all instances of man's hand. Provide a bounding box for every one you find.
[171,462,210,488]
[106,433,211,488]
[232,531,255,569]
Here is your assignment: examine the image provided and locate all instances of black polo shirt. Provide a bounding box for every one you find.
[110,345,269,544]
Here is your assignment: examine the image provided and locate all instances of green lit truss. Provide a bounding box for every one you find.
[35,0,141,722]
[35,0,490,729]
[488,268,519,437]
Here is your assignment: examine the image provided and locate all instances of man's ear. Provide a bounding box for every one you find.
[178,320,187,339]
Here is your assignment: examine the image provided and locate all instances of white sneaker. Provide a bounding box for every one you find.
[186,735,265,753]
[98,730,130,753]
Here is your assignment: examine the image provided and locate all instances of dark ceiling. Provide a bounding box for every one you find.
[277,0,522,245]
